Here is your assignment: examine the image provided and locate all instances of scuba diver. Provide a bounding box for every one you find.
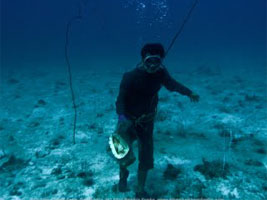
[110,43,199,198]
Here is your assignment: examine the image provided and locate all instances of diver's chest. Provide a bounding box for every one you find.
[132,75,162,95]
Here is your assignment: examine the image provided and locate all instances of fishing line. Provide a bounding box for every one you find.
[65,0,88,144]
[164,0,199,58]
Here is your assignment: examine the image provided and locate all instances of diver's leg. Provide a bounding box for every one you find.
[117,122,137,192]
[118,150,136,192]
[135,122,154,198]
[118,164,130,192]
[136,168,148,193]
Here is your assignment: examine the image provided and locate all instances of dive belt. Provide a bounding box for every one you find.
[132,111,156,128]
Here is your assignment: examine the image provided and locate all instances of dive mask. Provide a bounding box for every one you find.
[143,55,162,73]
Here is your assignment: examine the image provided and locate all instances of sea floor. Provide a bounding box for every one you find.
[0,65,266,199]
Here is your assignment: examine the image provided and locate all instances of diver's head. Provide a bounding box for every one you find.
[141,43,165,73]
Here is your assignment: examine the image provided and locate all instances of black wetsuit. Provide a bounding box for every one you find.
[116,66,192,118]
[115,65,193,171]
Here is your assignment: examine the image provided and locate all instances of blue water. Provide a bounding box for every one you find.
[1,0,267,199]
[2,0,266,72]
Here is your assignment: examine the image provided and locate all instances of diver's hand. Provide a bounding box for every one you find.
[189,92,200,102]
[117,114,132,133]
[118,114,127,122]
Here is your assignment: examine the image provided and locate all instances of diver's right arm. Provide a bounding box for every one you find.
[115,73,134,133]
[115,73,130,120]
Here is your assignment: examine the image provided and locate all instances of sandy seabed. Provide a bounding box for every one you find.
[0,66,266,199]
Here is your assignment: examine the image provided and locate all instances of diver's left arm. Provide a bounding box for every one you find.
[161,67,199,102]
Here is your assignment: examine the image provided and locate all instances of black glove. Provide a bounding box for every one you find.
[116,115,132,134]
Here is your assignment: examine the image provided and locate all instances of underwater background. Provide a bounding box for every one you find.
[1,0,266,199]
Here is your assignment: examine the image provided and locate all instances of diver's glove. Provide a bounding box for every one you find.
[118,114,128,122]
[189,92,200,102]
[117,114,132,134]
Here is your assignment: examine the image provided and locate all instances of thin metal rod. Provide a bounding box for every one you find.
[65,0,88,145]
[65,18,79,145]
